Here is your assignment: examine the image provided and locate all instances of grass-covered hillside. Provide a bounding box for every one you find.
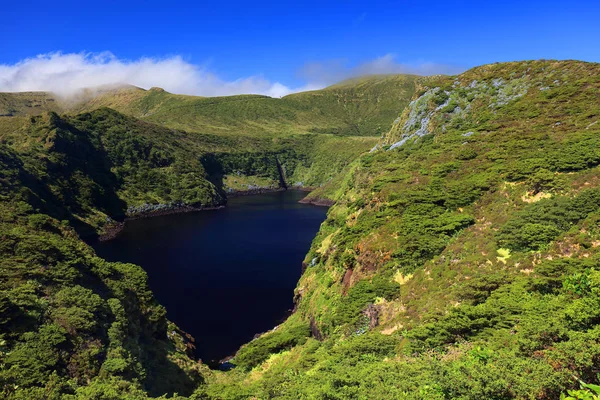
[71,75,417,138]
[0,109,226,237]
[0,112,218,398]
[0,92,64,116]
[1,75,417,195]
[205,60,600,399]
[3,60,600,399]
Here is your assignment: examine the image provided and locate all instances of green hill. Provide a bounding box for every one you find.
[220,60,600,399]
[0,92,64,116]
[69,75,417,138]
[1,75,418,195]
[2,61,600,398]
[1,75,418,138]
[0,109,229,236]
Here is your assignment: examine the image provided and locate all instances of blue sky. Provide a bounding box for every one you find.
[1,0,599,96]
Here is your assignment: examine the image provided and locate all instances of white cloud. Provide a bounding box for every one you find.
[0,52,465,98]
[0,51,310,98]
[299,54,465,86]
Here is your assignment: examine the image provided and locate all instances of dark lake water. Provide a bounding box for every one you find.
[93,190,327,363]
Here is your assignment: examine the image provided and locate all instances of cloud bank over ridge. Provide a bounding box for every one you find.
[0,52,464,98]
[299,54,465,87]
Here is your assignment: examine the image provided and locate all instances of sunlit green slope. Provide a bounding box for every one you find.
[207,60,600,399]
[1,75,419,194]
[0,92,64,116]
[71,74,417,138]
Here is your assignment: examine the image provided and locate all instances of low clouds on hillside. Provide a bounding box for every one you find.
[0,52,463,97]
[299,54,464,87]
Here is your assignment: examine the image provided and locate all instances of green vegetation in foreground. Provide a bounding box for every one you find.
[0,145,208,398]
[207,60,600,399]
[2,61,600,398]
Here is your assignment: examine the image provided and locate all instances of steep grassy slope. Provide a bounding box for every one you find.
[204,60,600,399]
[0,121,213,398]
[0,109,225,236]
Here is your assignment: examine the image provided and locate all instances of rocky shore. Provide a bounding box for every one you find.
[97,203,225,241]
[97,187,332,242]
[226,186,286,197]
[298,196,335,206]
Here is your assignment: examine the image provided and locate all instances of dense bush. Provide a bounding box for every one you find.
[233,323,310,370]
[337,276,400,326]
[497,189,600,251]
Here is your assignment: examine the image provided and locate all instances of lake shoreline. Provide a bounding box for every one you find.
[97,187,332,242]
[94,187,332,368]
[226,186,286,197]
[298,196,335,207]
[97,204,226,241]
[94,190,328,362]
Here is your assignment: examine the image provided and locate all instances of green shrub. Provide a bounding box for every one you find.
[233,323,310,370]
[497,189,600,251]
[337,276,400,326]
[456,148,477,160]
